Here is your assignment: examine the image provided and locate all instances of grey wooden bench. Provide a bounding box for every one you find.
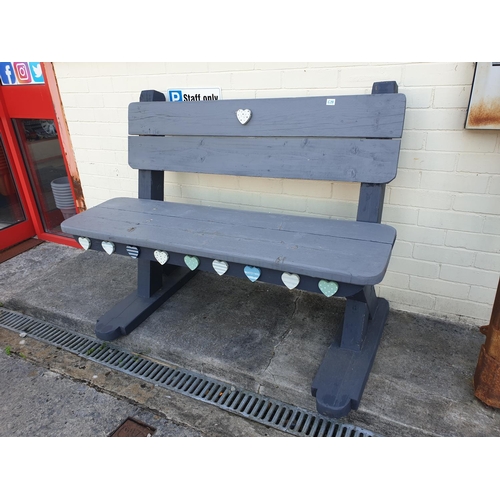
[61,81,406,418]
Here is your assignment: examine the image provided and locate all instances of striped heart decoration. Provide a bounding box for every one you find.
[281,272,300,290]
[212,260,229,276]
[126,245,140,259]
[244,266,261,282]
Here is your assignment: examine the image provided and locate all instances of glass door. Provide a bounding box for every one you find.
[0,120,35,250]
[13,118,76,235]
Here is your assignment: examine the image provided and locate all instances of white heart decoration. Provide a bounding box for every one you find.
[212,260,229,276]
[101,241,115,255]
[154,250,169,265]
[281,272,300,290]
[78,236,91,251]
[236,109,252,125]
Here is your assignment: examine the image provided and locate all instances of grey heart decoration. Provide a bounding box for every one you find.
[154,250,169,265]
[78,236,91,251]
[236,109,252,125]
[101,241,115,255]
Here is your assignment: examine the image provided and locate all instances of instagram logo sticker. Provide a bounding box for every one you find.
[14,62,32,83]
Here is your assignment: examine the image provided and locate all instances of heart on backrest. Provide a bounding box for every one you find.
[236,109,252,125]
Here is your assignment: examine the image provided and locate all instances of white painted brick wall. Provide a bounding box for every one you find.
[53,62,500,325]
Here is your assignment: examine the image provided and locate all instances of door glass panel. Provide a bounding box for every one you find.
[13,118,76,235]
[0,135,25,230]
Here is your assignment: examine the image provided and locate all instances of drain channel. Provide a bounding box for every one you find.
[0,307,377,437]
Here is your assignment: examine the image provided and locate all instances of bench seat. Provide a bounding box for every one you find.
[62,197,396,286]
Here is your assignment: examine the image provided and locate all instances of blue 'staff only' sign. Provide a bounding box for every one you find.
[168,88,221,102]
[0,62,45,85]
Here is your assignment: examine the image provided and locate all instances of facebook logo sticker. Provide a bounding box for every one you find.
[0,62,17,85]
[168,90,183,102]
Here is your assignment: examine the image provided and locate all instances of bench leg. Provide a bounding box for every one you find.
[95,261,196,341]
[311,285,389,418]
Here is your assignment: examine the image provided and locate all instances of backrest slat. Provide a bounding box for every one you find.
[128,136,401,183]
[129,93,406,139]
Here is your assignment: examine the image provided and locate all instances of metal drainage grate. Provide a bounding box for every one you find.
[0,307,377,437]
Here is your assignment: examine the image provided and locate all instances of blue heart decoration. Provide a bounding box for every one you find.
[244,266,261,282]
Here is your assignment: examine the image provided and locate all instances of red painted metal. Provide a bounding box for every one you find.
[43,63,86,214]
[2,84,55,118]
[0,94,36,251]
[0,62,84,249]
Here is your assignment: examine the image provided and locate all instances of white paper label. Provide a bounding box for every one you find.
[326,98,336,106]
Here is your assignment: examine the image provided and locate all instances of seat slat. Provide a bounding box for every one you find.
[129,93,406,139]
[62,198,396,285]
[128,136,401,183]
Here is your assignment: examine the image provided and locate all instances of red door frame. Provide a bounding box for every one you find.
[0,63,83,249]
[0,108,36,249]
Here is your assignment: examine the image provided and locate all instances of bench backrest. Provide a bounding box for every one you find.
[129,82,406,223]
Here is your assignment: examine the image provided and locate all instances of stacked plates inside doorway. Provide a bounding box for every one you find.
[50,176,77,219]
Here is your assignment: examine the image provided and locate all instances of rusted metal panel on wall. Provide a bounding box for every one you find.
[466,62,500,129]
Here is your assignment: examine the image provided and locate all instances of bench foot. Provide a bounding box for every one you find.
[95,267,195,341]
[311,297,389,418]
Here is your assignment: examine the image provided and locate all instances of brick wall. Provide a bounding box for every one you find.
[53,62,500,325]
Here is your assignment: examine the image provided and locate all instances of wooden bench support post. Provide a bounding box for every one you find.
[95,265,196,341]
[311,287,389,418]
[94,88,198,341]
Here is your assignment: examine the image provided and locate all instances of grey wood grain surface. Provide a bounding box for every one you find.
[129,93,406,138]
[128,136,401,183]
[62,198,396,285]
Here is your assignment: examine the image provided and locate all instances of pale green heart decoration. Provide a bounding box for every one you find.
[184,255,200,271]
[318,280,339,297]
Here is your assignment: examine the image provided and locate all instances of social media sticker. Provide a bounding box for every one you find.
[14,62,32,84]
[29,62,45,83]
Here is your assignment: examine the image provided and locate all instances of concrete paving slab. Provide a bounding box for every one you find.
[1,241,500,436]
[0,348,202,437]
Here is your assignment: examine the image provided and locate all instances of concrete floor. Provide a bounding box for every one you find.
[1,241,499,437]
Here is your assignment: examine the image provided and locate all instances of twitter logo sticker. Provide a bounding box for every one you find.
[29,62,45,83]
